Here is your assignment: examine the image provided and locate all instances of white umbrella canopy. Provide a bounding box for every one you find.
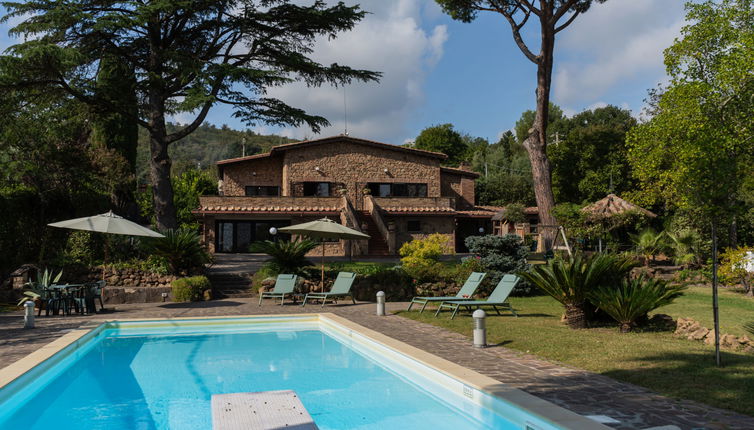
[48,211,164,283]
[278,218,369,292]
[48,211,164,237]
[278,218,369,240]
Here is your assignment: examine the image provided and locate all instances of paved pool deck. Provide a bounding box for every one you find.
[1,299,752,430]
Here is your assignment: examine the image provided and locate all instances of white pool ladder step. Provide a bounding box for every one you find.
[211,390,319,430]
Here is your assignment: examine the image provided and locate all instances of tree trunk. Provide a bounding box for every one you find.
[148,106,177,231]
[619,322,633,333]
[563,303,586,329]
[523,20,558,249]
[146,22,177,231]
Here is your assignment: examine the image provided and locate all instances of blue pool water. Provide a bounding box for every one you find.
[0,322,524,430]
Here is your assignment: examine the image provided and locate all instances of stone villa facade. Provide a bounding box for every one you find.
[194,135,537,255]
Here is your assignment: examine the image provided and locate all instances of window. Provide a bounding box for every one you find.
[245,186,280,196]
[367,183,428,197]
[407,220,421,232]
[303,182,330,197]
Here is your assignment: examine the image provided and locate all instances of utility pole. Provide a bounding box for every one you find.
[242,137,246,157]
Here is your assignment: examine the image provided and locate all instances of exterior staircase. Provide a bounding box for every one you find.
[207,272,253,298]
[359,211,390,256]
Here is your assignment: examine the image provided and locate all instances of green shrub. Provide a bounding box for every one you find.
[251,264,278,291]
[719,246,754,296]
[144,229,212,275]
[518,253,635,329]
[171,276,211,302]
[250,239,318,275]
[399,233,450,282]
[589,276,686,332]
[464,234,530,294]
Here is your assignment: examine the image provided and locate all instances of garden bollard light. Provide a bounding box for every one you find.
[376,291,386,316]
[472,309,486,348]
[24,300,35,329]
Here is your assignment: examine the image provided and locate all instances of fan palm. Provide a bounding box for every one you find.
[666,230,701,266]
[518,253,634,329]
[631,228,667,266]
[589,276,686,332]
[250,239,318,275]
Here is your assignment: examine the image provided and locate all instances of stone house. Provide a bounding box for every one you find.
[194,135,526,255]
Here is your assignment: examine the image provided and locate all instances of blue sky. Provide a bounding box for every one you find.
[0,1,688,145]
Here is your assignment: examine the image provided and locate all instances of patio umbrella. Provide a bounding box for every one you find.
[48,211,164,279]
[278,218,369,292]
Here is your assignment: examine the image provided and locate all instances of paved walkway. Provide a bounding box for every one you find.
[1,299,752,430]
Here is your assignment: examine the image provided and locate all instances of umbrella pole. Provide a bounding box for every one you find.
[321,240,325,293]
[102,235,109,281]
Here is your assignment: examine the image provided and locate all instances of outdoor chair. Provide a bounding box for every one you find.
[435,274,521,319]
[301,272,357,307]
[258,274,298,306]
[70,285,89,315]
[407,272,486,313]
[90,280,105,312]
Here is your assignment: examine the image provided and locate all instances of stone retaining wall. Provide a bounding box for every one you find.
[67,267,181,304]
[675,317,754,353]
[68,267,179,289]
[103,286,174,304]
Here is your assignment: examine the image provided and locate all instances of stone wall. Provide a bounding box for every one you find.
[440,171,476,210]
[389,216,455,253]
[52,266,181,304]
[222,154,284,196]
[282,141,442,210]
[675,317,754,353]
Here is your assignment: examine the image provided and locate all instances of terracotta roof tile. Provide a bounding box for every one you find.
[194,203,339,214]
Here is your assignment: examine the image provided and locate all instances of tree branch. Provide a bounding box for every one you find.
[552,0,580,24]
[554,10,579,33]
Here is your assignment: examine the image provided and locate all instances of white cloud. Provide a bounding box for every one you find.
[553,0,685,108]
[262,0,448,144]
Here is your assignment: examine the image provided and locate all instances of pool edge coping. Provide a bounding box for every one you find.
[0,313,609,430]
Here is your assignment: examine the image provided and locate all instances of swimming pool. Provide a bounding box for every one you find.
[0,315,606,429]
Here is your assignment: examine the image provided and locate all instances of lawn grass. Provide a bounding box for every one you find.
[661,286,754,337]
[398,290,754,417]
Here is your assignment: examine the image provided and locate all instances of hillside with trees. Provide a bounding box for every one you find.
[135,124,296,182]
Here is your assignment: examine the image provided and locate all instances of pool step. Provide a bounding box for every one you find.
[207,273,253,298]
[211,390,318,430]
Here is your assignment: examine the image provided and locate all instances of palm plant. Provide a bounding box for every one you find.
[518,253,634,329]
[631,228,667,266]
[589,276,686,333]
[143,229,212,275]
[666,229,701,266]
[250,239,318,275]
[17,268,63,306]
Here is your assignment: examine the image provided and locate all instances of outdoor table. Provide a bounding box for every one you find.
[45,284,94,316]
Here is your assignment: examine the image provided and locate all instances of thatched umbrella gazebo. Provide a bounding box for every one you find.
[580,194,656,252]
[581,194,657,220]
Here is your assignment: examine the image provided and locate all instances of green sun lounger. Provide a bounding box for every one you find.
[407,272,486,313]
[258,274,298,306]
[436,274,520,319]
[301,272,357,307]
